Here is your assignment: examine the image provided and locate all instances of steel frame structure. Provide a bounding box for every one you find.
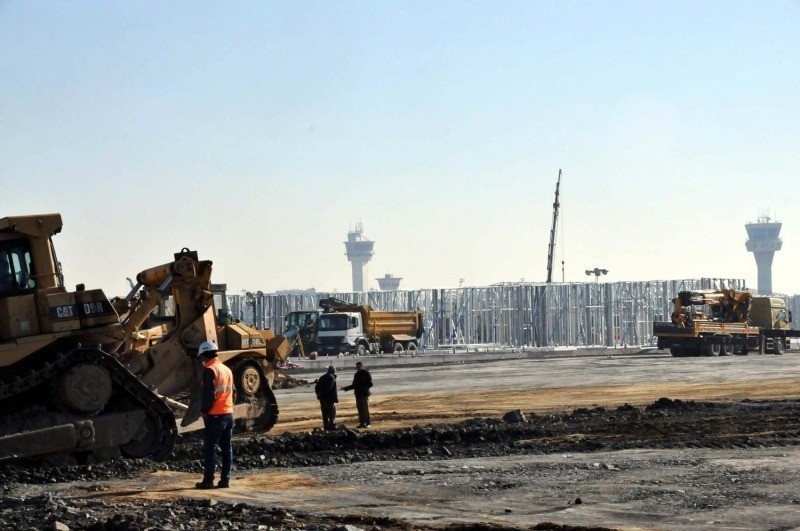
[229,278,747,349]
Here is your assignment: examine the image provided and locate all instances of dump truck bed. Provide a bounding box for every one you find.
[364,310,423,340]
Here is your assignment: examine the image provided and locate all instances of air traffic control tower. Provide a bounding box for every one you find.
[344,223,374,292]
[745,216,782,295]
[376,273,402,291]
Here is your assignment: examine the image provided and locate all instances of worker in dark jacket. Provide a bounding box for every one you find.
[315,365,338,430]
[341,361,373,428]
[195,340,237,489]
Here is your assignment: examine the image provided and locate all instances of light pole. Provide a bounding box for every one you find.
[585,268,608,282]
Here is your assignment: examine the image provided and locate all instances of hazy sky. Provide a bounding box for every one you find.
[1,2,798,296]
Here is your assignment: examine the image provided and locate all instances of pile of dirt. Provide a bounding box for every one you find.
[273,372,310,389]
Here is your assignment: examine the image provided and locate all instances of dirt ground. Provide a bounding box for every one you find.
[3,350,800,530]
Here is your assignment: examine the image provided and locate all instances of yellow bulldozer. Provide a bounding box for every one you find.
[0,214,290,463]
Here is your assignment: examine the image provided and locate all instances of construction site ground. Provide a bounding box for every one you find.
[3,349,800,530]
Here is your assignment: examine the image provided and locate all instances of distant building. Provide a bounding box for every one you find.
[376,274,402,291]
[745,215,782,295]
[344,223,374,292]
[274,288,317,295]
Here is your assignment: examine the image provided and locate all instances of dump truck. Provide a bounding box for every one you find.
[0,214,289,463]
[316,298,424,355]
[653,289,800,356]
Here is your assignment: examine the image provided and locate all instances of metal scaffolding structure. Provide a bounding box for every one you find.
[229,278,748,349]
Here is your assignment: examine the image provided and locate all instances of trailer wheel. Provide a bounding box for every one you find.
[669,346,685,357]
[721,344,734,356]
[774,339,785,355]
[703,343,721,357]
[393,342,405,354]
[406,341,418,353]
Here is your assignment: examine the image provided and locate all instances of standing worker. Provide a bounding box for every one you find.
[315,365,338,430]
[341,361,373,428]
[195,341,236,489]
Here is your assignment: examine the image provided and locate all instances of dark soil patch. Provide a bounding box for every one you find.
[3,397,799,530]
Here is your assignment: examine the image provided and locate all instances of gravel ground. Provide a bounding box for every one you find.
[3,398,800,530]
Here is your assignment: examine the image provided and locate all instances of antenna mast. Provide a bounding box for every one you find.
[546,169,561,283]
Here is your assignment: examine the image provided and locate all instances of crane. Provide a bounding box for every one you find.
[546,170,561,283]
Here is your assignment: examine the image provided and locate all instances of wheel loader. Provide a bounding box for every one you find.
[0,214,290,463]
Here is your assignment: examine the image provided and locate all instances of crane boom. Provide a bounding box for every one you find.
[546,170,561,283]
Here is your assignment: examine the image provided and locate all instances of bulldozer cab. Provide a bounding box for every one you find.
[0,214,121,352]
[0,214,64,343]
[0,214,63,296]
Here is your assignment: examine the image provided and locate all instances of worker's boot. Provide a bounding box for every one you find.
[195,480,215,489]
[217,478,230,488]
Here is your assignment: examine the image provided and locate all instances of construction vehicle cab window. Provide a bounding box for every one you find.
[0,239,37,294]
[318,314,351,331]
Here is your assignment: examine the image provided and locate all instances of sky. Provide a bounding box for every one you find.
[1,1,799,296]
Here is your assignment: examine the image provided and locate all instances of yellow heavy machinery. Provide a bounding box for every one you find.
[653,289,798,356]
[0,214,290,463]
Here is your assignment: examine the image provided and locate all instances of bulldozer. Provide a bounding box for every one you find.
[0,214,290,463]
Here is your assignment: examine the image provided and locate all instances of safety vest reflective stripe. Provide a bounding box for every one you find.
[205,358,234,415]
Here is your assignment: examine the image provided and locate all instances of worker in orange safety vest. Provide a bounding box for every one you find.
[195,341,236,489]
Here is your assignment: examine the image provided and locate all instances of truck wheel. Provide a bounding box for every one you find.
[669,346,685,357]
[703,344,721,357]
[406,341,418,353]
[774,339,785,355]
[356,344,368,357]
[721,344,734,356]
[393,342,405,354]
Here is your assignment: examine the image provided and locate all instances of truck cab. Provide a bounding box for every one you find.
[316,311,364,356]
[749,297,791,330]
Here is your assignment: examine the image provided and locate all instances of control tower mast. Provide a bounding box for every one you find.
[745,215,782,295]
[344,223,374,292]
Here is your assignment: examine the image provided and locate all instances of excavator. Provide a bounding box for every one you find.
[0,214,290,463]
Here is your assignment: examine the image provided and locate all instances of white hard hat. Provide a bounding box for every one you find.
[198,341,219,356]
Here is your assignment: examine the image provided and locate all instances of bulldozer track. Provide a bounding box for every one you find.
[0,344,177,460]
[256,384,279,431]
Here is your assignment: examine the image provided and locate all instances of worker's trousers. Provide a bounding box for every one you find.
[203,413,234,482]
[355,395,371,426]
[319,400,337,430]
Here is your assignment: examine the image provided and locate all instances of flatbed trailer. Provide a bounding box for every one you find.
[655,321,800,356]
